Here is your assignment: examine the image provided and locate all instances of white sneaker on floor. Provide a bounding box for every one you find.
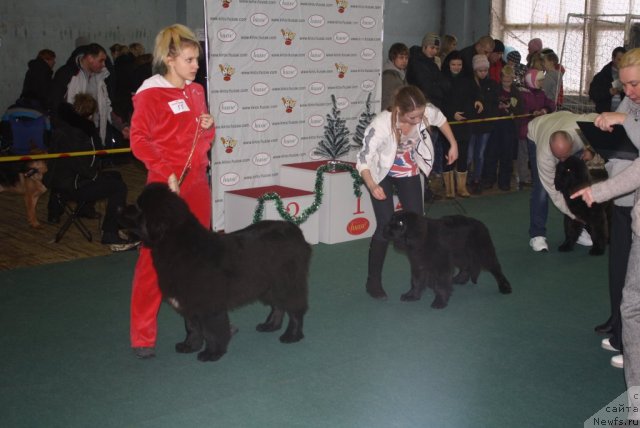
[611,354,624,368]
[602,338,619,352]
[577,228,593,246]
[529,236,549,252]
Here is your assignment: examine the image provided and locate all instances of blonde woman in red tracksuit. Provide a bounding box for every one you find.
[129,24,215,359]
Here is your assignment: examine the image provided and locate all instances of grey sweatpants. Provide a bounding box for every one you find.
[622,235,640,419]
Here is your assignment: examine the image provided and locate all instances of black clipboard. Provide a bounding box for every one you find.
[577,121,638,161]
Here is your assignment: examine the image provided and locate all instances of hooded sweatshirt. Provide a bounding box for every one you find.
[381,60,406,112]
[130,74,215,182]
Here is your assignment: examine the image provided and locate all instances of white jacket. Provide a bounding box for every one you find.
[527,111,598,217]
[66,67,112,144]
[356,107,445,183]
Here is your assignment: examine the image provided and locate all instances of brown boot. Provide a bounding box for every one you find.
[443,171,455,199]
[455,171,471,198]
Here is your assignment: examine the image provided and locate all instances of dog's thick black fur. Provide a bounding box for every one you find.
[120,183,311,362]
[383,210,512,309]
[554,156,608,255]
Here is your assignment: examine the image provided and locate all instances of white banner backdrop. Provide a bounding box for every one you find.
[206,0,384,231]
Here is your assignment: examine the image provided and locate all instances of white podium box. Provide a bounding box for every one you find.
[224,185,319,244]
[279,160,375,244]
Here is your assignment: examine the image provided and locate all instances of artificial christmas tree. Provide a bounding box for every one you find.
[313,95,351,163]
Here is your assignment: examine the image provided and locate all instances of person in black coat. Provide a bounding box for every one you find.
[20,49,56,111]
[405,32,448,200]
[44,93,136,251]
[589,47,627,113]
[442,50,478,197]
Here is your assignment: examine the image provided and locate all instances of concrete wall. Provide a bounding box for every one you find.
[0,0,492,112]
[0,0,178,110]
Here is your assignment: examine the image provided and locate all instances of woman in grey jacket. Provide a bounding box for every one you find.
[356,85,458,299]
[572,48,640,418]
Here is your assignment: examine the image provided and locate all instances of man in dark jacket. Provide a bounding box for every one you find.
[458,35,495,78]
[589,47,627,113]
[20,49,56,110]
[405,33,446,109]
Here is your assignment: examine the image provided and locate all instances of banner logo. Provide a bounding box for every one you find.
[217,28,237,42]
[347,217,370,235]
[252,152,272,166]
[219,100,239,114]
[250,13,269,27]
[308,82,326,95]
[281,97,297,113]
[308,49,325,62]
[361,79,376,92]
[308,115,324,127]
[219,64,235,81]
[333,32,350,44]
[335,63,349,79]
[221,137,237,153]
[360,16,376,28]
[221,0,232,8]
[335,97,350,109]
[336,0,348,13]
[360,48,376,60]
[281,29,296,46]
[279,0,297,10]
[280,65,298,78]
[252,119,271,132]
[251,82,270,96]
[251,48,270,62]
[220,172,240,186]
[281,134,299,147]
[308,15,325,28]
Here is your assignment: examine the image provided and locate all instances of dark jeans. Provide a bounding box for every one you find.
[609,205,632,352]
[443,138,469,173]
[528,138,549,238]
[369,174,423,241]
[482,120,517,188]
[467,132,490,182]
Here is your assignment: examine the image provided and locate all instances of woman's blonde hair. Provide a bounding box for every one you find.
[620,48,640,69]
[152,24,201,75]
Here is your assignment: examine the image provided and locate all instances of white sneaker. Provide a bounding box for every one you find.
[611,354,624,368]
[529,236,549,252]
[602,338,619,352]
[577,228,593,246]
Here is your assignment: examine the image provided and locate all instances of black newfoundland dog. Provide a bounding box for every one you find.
[554,156,608,255]
[383,210,512,309]
[121,183,311,362]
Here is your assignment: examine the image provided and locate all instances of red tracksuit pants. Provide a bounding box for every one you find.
[130,167,211,348]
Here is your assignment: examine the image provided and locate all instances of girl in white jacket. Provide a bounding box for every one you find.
[356,85,458,299]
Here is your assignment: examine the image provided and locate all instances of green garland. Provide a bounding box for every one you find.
[252,162,363,225]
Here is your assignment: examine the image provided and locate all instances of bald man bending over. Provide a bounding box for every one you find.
[526,111,598,252]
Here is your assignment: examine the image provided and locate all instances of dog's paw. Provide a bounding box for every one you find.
[175,341,202,353]
[400,292,421,302]
[498,281,512,294]
[256,322,281,332]
[558,243,574,252]
[589,247,606,256]
[279,331,304,343]
[453,271,470,285]
[197,348,225,362]
[430,296,448,309]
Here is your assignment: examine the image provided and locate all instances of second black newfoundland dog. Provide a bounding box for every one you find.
[554,156,608,255]
[121,183,311,362]
[383,210,512,309]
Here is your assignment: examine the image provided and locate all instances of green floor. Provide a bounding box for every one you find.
[0,191,626,427]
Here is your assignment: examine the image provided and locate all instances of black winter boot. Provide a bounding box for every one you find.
[365,239,389,300]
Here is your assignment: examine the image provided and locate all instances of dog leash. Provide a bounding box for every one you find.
[178,117,203,187]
